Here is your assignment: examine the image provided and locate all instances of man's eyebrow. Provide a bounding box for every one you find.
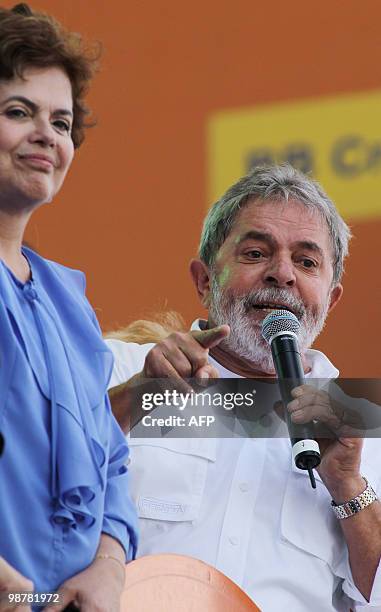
[295,241,324,259]
[0,95,73,117]
[237,230,277,248]
[237,232,325,258]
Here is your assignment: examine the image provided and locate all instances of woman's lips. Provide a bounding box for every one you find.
[18,154,55,170]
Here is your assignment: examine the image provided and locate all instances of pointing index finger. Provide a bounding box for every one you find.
[191,325,230,350]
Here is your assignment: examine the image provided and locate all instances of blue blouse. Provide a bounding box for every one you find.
[0,247,138,594]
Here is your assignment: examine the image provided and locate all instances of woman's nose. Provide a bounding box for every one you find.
[28,117,56,148]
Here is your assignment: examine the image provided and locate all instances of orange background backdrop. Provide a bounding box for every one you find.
[9,0,381,376]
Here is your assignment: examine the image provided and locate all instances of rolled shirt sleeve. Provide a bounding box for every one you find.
[342,558,381,609]
[106,339,154,388]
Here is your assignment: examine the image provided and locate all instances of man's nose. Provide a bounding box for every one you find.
[263,257,296,288]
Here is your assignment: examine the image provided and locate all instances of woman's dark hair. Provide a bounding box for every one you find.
[0,3,99,147]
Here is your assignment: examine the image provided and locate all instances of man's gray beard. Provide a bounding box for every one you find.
[209,278,330,374]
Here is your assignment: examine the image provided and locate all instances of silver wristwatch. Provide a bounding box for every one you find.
[331,477,378,520]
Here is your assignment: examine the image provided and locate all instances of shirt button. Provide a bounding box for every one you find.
[228,536,239,546]
[23,284,38,301]
[239,482,249,492]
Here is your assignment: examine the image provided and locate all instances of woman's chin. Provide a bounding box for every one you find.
[12,180,56,211]
[25,177,55,203]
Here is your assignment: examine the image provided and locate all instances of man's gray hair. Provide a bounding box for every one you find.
[199,164,351,285]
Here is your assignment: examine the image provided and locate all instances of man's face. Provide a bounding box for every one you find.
[197,198,343,372]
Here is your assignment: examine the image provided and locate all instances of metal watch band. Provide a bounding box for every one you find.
[331,477,378,520]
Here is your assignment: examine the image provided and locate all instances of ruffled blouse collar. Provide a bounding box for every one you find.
[0,248,115,531]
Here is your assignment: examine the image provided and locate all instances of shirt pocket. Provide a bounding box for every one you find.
[280,470,347,571]
[128,437,215,523]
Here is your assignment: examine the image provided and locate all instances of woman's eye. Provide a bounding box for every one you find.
[52,119,71,133]
[5,107,28,119]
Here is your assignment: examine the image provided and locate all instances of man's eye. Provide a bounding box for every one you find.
[301,258,317,268]
[5,107,28,119]
[245,250,263,259]
[53,119,71,133]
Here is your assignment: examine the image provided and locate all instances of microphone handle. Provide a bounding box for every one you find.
[271,334,321,474]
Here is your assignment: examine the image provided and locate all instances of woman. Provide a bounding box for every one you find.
[0,4,138,611]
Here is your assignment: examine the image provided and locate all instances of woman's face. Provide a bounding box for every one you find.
[0,66,75,211]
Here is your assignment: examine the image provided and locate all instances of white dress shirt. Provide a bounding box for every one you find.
[106,324,381,611]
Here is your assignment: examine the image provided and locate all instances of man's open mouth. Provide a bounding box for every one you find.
[250,303,297,316]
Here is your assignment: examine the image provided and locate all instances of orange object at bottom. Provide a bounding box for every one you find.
[121,554,260,611]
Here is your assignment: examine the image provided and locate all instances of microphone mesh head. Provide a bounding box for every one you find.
[261,309,301,344]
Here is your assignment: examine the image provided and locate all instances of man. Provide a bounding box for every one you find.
[107,164,381,611]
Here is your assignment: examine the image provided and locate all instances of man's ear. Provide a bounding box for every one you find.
[328,283,343,313]
[190,259,212,307]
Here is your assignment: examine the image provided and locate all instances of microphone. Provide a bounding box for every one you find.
[261,310,320,489]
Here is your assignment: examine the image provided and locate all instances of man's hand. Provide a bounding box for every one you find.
[44,558,125,612]
[284,384,381,600]
[286,384,364,499]
[0,557,33,611]
[142,325,230,381]
[110,325,230,432]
